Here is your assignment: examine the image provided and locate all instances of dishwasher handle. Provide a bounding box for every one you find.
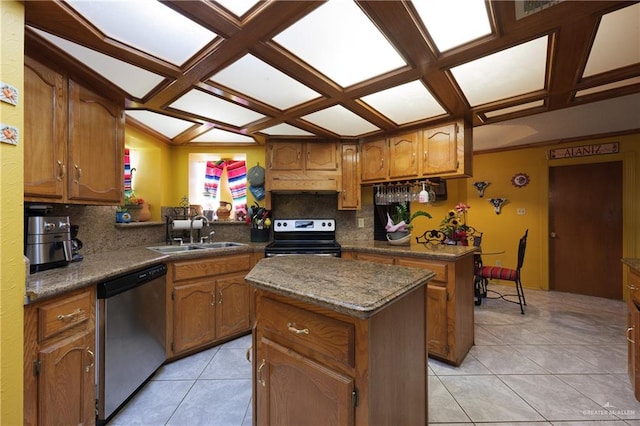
[97,263,167,299]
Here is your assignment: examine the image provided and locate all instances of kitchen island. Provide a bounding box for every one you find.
[245,255,434,425]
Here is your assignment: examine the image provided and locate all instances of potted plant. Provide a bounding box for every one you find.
[385,203,431,244]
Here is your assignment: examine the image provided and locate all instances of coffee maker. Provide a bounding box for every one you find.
[25,215,73,273]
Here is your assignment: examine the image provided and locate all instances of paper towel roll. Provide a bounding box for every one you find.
[172,219,203,230]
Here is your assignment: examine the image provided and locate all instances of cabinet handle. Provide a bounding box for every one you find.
[424,152,427,162]
[628,326,635,344]
[246,347,252,364]
[57,308,84,322]
[218,289,223,304]
[210,291,216,306]
[74,164,83,184]
[412,152,416,165]
[287,322,310,335]
[86,348,94,373]
[57,160,65,181]
[257,359,266,387]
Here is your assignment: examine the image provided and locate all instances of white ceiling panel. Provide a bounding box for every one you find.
[273,0,407,88]
[31,27,165,99]
[576,76,640,98]
[125,110,195,139]
[302,105,379,137]
[451,36,548,107]
[210,54,321,110]
[170,89,266,127]
[66,0,217,66]
[484,100,545,118]
[214,0,260,18]
[412,0,492,52]
[360,80,447,125]
[259,123,314,137]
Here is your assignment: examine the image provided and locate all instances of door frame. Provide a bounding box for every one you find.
[539,150,637,299]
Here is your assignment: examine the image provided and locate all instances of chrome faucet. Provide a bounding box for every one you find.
[190,215,210,244]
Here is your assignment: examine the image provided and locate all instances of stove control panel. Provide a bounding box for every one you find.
[272,219,336,233]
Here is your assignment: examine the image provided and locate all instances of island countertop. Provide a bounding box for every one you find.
[245,255,435,319]
[342,240,478,260]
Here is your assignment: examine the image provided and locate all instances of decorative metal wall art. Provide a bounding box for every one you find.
[488,197,507,214]
[472,181,490,197]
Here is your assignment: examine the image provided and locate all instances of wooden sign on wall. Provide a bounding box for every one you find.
[549,142,619,159]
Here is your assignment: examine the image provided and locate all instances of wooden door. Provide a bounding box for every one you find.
[172,281,216,355]
[422,123,458,174]
[24,57,67,200]
[256,339,354,426]
[339,144,361,210]
[360,139,387,182]
[549,161,622,299]
[269,142,303,170]
[388,132,419,179]
[306,142,338,171]
[68,80,124,204]
[215,273,251,339]
[39,330,95,426]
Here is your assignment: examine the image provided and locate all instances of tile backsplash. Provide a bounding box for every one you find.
[33,194,373,256]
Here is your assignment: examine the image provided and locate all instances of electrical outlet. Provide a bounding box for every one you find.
[495,260,502,267]
[357,218,365,228]
[517,208,526,215]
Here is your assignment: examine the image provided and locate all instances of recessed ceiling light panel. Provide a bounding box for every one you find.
[191,128,255,143]
[451,36,548,107]
[214,0,260,18]
[483,100,545,118]
[273,0,406,87]
[302,105,379,137]
[126,110,195,139]
[210,54,321,110]
[260,123,314,137]
[361,80,447,125]
[170,89,266,127]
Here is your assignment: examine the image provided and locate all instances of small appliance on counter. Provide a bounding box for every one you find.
[70,224,84,262]
[25,213,73,273]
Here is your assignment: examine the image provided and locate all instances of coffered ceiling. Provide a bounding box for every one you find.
[24,0,640,151]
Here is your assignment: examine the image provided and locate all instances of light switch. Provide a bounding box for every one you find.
[517,208,526,215]
[357,218,365,228]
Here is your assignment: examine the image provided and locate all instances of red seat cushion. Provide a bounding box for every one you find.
[479,266,517,281]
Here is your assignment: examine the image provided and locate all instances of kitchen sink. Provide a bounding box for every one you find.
[147,242,246,254]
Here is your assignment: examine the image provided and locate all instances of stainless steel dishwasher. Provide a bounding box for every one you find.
[96,263,167,425]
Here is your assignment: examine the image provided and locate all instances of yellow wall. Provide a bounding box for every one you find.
[411,133,639,296]
[0,1,25,424]
[125,125,172,221]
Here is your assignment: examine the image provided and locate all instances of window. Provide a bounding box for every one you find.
[188,153,247,217]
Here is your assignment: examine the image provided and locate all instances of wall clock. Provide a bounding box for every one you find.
[511,172,530,188]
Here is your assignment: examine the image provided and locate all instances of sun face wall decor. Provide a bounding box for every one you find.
[511,172,530,188]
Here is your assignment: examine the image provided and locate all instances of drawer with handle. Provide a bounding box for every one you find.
[37,290,93,342]
[258,296,355,368]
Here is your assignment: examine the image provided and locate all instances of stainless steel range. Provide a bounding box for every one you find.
[264,218,341,257]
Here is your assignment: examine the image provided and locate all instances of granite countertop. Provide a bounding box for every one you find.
[623,258,640,273]
[343,241,478,260]
[245,255,435,319]
[25,243,265,304]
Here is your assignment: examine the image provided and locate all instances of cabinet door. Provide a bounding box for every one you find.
[360,139,387,182]
[256,339,354,426]
[306,142,338,171]
[339,144,360,210]
[172,281,217,355]
[39,330,95,426]
[24,57,67,200]
[629,300,640,401]
[427,284,449,358]
[388,132,419,179]
[269,142,303,170]
[68,80,124,204]
[215,272,251,339]
[355,252,395,265]
[422,123,458,175]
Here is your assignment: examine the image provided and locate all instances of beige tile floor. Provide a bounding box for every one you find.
[109,284,640,425]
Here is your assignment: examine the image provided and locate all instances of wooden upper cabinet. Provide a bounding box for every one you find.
[360,139,387,182]
[24,57,67,200]
[269,142,338,171]
[388,132,419,179]
[339,143,361,210]
[68,80,124,204]
[422,123,458,175]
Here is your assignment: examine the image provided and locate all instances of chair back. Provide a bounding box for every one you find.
[516,229,528,270]
[415,229,447,246]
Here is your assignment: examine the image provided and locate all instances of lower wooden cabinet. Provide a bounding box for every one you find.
[352,250,475,366]
[167,254,252,359]
[24,287,96,426]
[253,286,427,425]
